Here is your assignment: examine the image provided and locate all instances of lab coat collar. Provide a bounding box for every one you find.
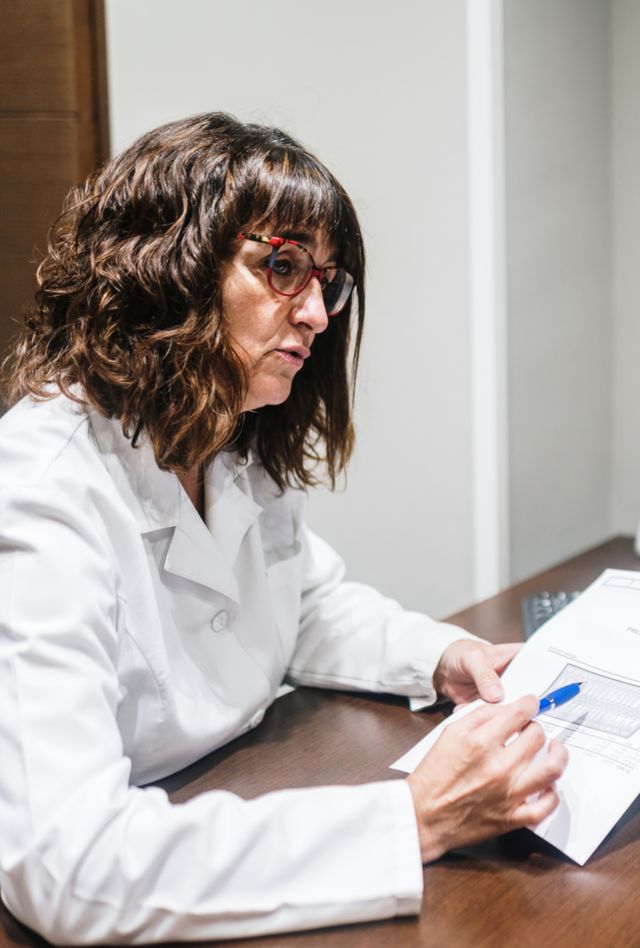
[88,408,262,601]
[203,451,262,565]
[88,407,181,533]
[165,465,262,602]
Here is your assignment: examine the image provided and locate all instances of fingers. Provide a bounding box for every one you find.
[445,699,504,736]
[548,738,569,770]
[512,785,561,828]
[503,716,547,765]
[478,694,540,745]
[435,639,523,706]
[464,649,505,702]
[443,694,539,752]
[513,738,569,798]
[463,643,522,703]
[504,739,568,833]
[489,642,523,674]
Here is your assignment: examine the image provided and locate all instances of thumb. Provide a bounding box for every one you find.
[469,654,505,702]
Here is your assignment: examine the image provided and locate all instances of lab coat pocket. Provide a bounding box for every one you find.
[266,553,303,664]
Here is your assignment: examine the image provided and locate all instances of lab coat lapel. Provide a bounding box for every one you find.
[89,409,262,602]
[165,455,262,602]
[88,408,180,532]
[164,502,241,602]
[204,455,262,566]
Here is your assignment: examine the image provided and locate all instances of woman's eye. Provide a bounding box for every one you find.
[272,258,293,276]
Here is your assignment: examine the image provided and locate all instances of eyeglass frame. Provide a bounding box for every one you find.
[235,231,354,316]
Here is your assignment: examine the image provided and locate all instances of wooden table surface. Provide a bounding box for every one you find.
[2,537,639,947]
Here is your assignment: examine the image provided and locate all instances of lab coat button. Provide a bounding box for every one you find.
[210,610,228,633]
[250,709,265,728]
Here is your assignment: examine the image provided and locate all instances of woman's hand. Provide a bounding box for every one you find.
[433,639,522,704]
[407,695,568,862]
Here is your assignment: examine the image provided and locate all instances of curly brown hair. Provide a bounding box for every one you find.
[4,113,365,489]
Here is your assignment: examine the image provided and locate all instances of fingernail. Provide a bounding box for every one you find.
[486,685,503,701]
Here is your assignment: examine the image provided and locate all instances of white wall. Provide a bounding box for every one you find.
[105,0,475,617]
[503,0,613,581]
[611,0,640,537]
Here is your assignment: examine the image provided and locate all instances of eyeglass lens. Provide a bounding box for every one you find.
[269,243,353,316]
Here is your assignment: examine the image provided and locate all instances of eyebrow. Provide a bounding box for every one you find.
[282,231,313,246]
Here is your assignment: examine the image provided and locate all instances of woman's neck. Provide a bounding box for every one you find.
[177,465,204,519]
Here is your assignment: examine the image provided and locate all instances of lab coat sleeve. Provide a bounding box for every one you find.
[0,485,423,944]
[288,525,480,705]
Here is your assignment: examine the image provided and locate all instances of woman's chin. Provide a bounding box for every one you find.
[242,382,293,412]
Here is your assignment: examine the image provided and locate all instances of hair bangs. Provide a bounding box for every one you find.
[239,150,348,253]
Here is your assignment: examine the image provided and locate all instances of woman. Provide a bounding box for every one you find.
[0,113,567,943]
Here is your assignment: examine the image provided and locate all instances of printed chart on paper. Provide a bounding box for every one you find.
[540,663,640,739]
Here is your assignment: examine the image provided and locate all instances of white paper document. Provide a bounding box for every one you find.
[391,569,640,865]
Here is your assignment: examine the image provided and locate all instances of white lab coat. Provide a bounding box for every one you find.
[0,393,476,944]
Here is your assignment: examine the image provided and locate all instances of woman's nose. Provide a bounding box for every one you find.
[290,277,329,333]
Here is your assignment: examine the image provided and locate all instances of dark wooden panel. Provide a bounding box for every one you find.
[0,117,80,360]
[0,0,108,381]
[0,0,77,112]
[0,269,38,357]
[85,0,110,165]
[71,0,110,175]
[0,117,80,219]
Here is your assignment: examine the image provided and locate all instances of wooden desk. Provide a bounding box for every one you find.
[1,537,639,947]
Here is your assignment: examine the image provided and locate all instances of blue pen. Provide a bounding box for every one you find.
[537,681,583,716]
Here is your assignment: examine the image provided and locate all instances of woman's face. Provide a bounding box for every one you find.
[220,230,334,411]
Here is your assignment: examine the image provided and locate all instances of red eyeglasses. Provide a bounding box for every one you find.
[236,232,354,317]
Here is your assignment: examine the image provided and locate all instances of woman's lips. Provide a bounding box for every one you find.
[275,346,310,366]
